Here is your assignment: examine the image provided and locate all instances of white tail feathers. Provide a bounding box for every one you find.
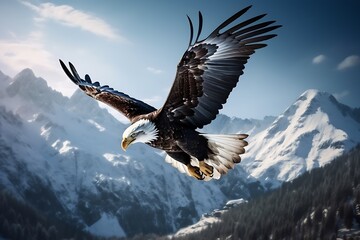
[165,133,248,181]
[201,133,248,178]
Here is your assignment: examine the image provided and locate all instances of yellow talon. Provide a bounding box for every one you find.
[187,164,204,180]
[199,161,214,177]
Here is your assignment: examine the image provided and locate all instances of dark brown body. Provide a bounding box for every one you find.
[134,111,210,166]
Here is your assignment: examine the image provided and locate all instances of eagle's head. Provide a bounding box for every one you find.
[121,119,158,151]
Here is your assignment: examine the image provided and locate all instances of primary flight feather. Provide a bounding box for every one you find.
[60,6,280,180]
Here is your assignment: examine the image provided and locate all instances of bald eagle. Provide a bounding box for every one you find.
[60,6,280,180]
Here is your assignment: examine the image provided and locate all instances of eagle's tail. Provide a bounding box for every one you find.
[201,133,248,179]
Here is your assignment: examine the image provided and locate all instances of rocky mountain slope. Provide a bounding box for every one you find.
[0,69,267,237]
[1,68,359,238]
[241,89,360,189]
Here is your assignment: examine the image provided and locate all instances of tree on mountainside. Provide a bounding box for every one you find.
[344,203,354,229]
[0,190,98,240]
[169,146,360,240]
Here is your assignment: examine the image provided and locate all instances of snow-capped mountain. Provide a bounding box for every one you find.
[1,68,360,238]
[171,89,360,239]
[242,89,360,189]
[0,68,267,237]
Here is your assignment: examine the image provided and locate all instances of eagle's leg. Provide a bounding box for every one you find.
[176,132,214,177]
[166,151,204,180]
[199,161,213,177]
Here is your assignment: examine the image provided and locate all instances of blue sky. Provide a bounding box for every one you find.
[0,0,359,121]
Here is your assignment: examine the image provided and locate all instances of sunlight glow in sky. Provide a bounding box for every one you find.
[0,0,359,121]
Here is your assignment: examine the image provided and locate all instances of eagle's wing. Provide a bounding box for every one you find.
[161,6,280,129]
[60,60,156,122]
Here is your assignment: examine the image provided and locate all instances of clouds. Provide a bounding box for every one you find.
[21,1,123,42]
[312,54,359,71]
[143,95,163,105]
[146,67,163,74]
[337,55,360,70]
[333,90,350,101]
[0,1,130,97]
[0,30,75,96]
[0,31,53,73]
[312,54,326,64]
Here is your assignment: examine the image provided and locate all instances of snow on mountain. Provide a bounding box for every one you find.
[171,89,360,239]
[242,89,360,189]
[2,68,359,237]
[202,114,275,136]
[0,69,232,237]
[173,198,247,238]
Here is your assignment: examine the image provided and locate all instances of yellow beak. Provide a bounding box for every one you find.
[121,137,134,151]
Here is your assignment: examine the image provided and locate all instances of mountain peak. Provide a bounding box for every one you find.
[5,69,66,114]
[9,68,48,96]
[68,89,102,115]
[68,89,122,126]
[243,89,360,188]
[300,88,320,97]
[297,89,333,104]
[280,89,339,119]
[14,68,36,80]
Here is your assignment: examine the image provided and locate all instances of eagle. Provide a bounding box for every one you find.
[60,6,280,180]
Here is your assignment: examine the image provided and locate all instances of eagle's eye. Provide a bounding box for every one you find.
[130,132,137,138]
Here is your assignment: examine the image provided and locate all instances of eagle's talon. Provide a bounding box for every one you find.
[197,172,205,180]
[187,164,204,180]
[199,161,213,177]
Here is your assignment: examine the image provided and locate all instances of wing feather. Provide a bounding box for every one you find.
[59,60,156,122]
[161,6,280,128]
[209,5,252,38]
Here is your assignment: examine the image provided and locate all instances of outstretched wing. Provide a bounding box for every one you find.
[60,60,156,122]
[161,6,280,129]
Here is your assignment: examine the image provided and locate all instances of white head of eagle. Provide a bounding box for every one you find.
[121,119,158,150]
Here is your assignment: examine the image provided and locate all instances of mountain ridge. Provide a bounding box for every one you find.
[1,68,360,237]
[1,68,254,237]
[241,89,360,189]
